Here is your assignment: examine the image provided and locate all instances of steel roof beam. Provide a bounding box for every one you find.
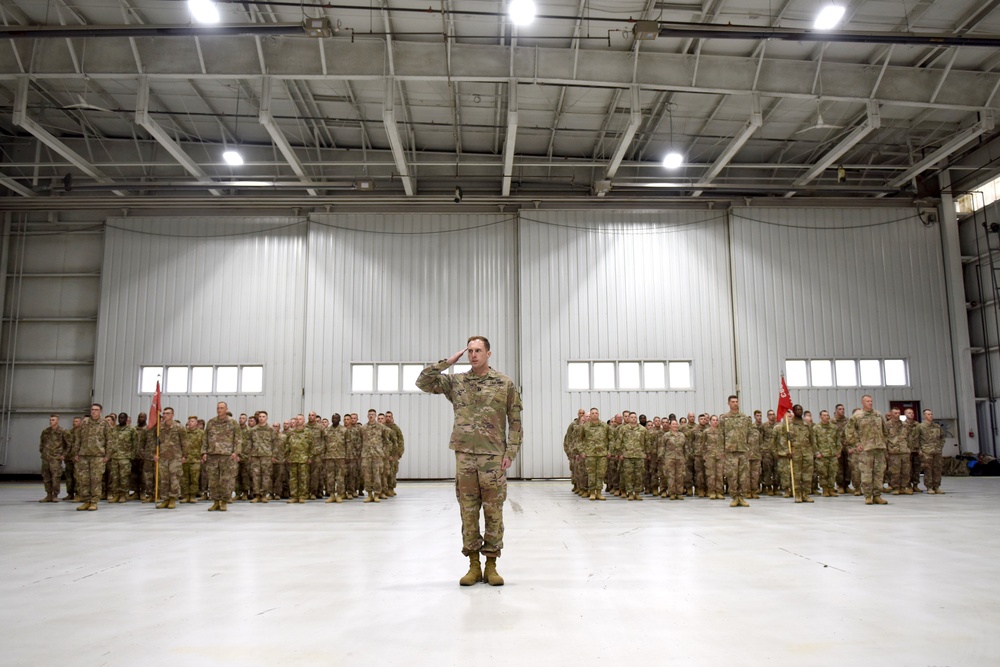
[889,111,995,189]
[382,78,415,196]
[259,76,319,196]
[692,93,762,196]
[501,79,518,197]
[793,100,881,188]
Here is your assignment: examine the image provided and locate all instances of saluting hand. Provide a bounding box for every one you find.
[446,346,468,365]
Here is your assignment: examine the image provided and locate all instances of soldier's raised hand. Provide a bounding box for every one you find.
[447,346,468,365]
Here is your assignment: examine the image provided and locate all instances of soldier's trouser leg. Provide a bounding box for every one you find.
[130,458,142,497]
[64,460,76,498]
[659,460,671,494]
[181,462,198,498]
[621,459,639,495]
[910,451,922,487]
[271,462,286,497]
[103,461,111,499]
[390,459,400,489]
[382,456,392,493]
[706,455,725,496]
[250,457,272,498]
[78,456,103,503]
[817,457,837,491]
[694,456,706,494]
[586,456,607,493]
[205,455,230,501]
[309,459,323,497]
[848,451,861,490]
[141,460,155,498]
[725,453,750,498]
[761,452,774,489]
[362,457,382,496]
[776,458,791,492]
[109,459,129,498]
[837,448,850,488]
[794,452,813,495]
[887,453,904,489]
[287,463,305,500]
[922,452,942,489]
[41,458,61,498]
[749,458,761,494]
[161,459,181,500]
[860,450,887,498]
[684,455,695,492]
[455,452,507,558]
[665,459,682,495]
[324,459,345,497]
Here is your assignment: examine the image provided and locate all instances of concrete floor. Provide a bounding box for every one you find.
[1,478,998,667]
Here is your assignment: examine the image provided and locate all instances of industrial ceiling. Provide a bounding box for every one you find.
[2,0,1000,207]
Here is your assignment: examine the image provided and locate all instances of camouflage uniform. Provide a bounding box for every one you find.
[904,418,922,490]
[387,421,405,493]
[272,430,288,499]
[202,415,241,502]
[140,427,159,501]
[322,424,348,500]
[76,417,112,505]
[236,424,250,500]
[606,422,621,493]
[157,422,185,502]
[563,418,585,494]
[914,419,945,492]
[680,421,696,494]
[581,419,610,497]
[772,418,815,500]
[813,421,841,496]
[618,424,647,499]
[885,417,912,493]
[381,426,397,495]
[39,424,68,501]
[284,427,313,502]
[659,430,687,499]
[832,414,855,493]
[181,427,204,501]
[248,422,276,501]
[644,425,660,494]
[346,424,363,496]
[64,425,79,500]
[703,426,725,499]
[692,424,708,497]
[759,420,776,494]
[417,359,522,559]
[720,411,752,503]
[360,420,392,499]
[107,424,138,502]
[844,409,889,502]
[307,421,325,498]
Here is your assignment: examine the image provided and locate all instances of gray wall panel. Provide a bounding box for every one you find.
[731,207,957,420]
[305,214,518,479]
[94,217,307,422]
[518,210,735,478]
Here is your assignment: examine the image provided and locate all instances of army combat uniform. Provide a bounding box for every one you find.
[703,426,725,500]
[75,417,112,511]
[39,423,69,502]
[659,430,687,500]
[181,426,205,503]
[813,421,841,497]
[360,420,392,502]
[322,424,348,502]
[248,421,276,502]
[720,411,752,507]
[885,417,912,494]
[284,426,313,503]
[203,414,241,511]
[772,417,815,502]
[618,423,647,501]
[844,409,889,505]
[156,421,185,508]
[107,424,138,503]
[417,358,522,561]
[581,419,610,500]
[914,419,945,493]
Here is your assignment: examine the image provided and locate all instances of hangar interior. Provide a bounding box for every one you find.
[2,2,1000,664]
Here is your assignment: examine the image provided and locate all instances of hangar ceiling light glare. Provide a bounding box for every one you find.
[814,5,846,30]
[509,0,537,26]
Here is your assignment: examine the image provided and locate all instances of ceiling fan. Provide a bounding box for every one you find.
[62,94,115,113]
[796,104,844,133]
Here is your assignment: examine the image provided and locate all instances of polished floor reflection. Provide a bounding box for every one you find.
[1,478,998,666]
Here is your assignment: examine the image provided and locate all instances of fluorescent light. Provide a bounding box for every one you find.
[222,150,244,166]
[814,5,845,30]
[662,151,684,169]
[188,0,220,25]
[508,0,536,26]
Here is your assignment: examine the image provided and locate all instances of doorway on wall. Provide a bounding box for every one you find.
[889,400,921,422]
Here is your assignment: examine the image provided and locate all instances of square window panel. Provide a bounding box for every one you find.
[352,365,374,392]
[216,366,238,393]
[859,360,882,386]
[452,364,471,375]
[377,364,400,392]
[241,366,263,393]
[810,360,833,387]
[644,362,666,390]
[785,360,808,388]
[669,361,692,389]
[190,367,213,393]
[593,362,615,390]
[835,359,857,387]
[619,362,641,389]
[165,366,188,393]
[567,362,590,390]
[884,359,907,386]
[140,366,162,393]
[402,364,423,391]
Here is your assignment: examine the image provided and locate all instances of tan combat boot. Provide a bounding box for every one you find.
[822,488,831,498]
[261,496,269,503]
[118,495,127,503]
[219,500,228,511]
[902,487,913,495]
[595,490,606,501]
[373,493,381,503]
[864,496,874,505]
[167,498,177,509]
[76,501,90,511]
[250,495,260,503]
[156,499,169,509]
[325,495,336,503]
[484,557,504,586]
[730,496,740,507]
[589,491,597,501]
[874,495,888,505]
[738,496,749,507]
[459,554,482,586]
[802,493,814,503]
[207,500,220,511]
[334,494,343,503]
[363,492,374,503]
[87,501,98,511]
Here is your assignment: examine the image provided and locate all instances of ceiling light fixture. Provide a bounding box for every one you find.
[223,150,244,166]
[813,5,845,31]
[662,104,684,170]
[223,84,243,167]
[188,0,220,25]
[508,0,536,27]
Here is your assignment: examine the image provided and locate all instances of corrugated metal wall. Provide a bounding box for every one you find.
[95,217,308,422]
[305,214,518,479]
[731,207,957,419]
[517,210,736,478]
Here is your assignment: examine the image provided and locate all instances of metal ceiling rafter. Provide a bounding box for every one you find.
[792,99,881,188]
[544,0,589,169]
[382,77,415,196]
[135,76,223,196]
[260,76,319,196]
[915,0,1000,70]
[0,174,34,197]
[441,0,463,160]
[888,110,995,189]
[601,85,643,183]
[691,92,762,197]
[501,78,518,197]
[10,76,124,195]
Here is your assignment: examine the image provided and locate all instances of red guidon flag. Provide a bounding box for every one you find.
[776,376,793,422]
[148,380,161,429]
